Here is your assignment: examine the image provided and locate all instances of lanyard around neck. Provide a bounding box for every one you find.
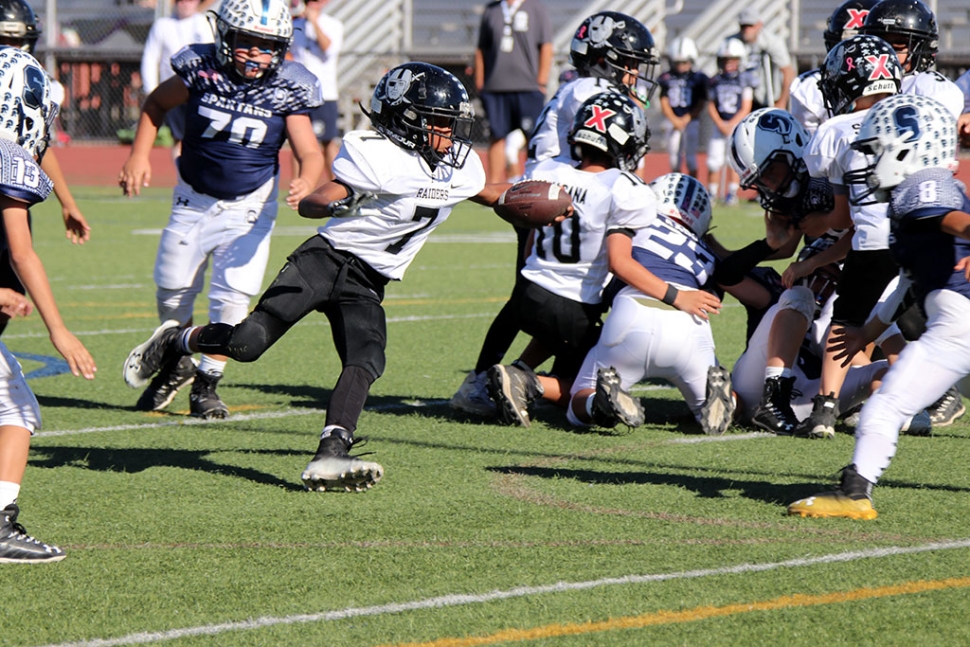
[501,0,526,25]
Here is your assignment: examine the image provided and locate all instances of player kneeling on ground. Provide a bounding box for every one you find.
[567,173,795,435]
[123,62,567,492]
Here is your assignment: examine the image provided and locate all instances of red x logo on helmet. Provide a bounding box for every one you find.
[866,53,893,80]
[844,8,869,29]
[584,105,616,132]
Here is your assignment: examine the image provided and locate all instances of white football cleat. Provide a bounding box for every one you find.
[123,320,183,389]
[301,428,383,492]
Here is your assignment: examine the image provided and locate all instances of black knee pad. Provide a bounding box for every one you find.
[896,304,927,342]
[195,322,235,357]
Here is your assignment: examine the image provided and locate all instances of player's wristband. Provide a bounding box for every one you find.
[662,284,679,306]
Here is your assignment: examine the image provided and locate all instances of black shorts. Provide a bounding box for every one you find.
[832,248,899,327]
[248,235,390,377]
[507,278,603,380]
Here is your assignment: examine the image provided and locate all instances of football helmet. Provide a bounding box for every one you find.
[729,108,811,210]
[0,46,55,161]
[667,36,698,63]
[364,62,474,170]
[0,0,40,55]
[211,0,292,82]
[569,12,660,103]
[716,38,746,63]
[823,0,881,52]
[819,34,901,117]
[861,0,938,74]
[649,173,712,238]
[845,93,957,203]
[568,91,649,173]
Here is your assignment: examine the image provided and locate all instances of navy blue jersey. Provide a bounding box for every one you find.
[658,70,708,117]
[708,70,756,121]
[889,168,970,306]
[630,214,717,289]
[172,43,322,199]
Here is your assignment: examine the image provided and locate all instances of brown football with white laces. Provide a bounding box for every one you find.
[494,180,572,228]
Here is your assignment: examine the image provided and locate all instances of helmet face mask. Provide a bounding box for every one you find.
[845,93,957,204]
[860,0,938,74]
[0,0,40,55]
[819,34,902,117]
[729,108,810,210]
[715,38,746,72]
[569,12,659,104]
[211,0,292,83]
[0,46,56,162]
[365,63,474,170]
[649,173,712,238]
[568,91,649,173]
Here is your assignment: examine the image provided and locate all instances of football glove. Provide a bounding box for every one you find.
[800,178,835,218]
[328,189,377,218]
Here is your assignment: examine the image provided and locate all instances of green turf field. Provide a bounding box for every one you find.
[6,187,970,647]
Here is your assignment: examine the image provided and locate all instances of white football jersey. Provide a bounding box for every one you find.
[526,76,617,171]
[805,110,888,250]
[789,68,825,135]
[320,131,486,280]
[521,157,657,304]
[902,71,965,119]
[0,139,53,207]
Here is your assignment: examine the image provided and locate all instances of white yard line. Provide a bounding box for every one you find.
[39,539,970,647]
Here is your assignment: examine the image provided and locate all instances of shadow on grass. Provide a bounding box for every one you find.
[28,446,308,492]
[487,464,813,505]
[485,464,970,506]
[35,394,122,411]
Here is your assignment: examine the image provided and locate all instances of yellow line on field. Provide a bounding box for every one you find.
[380,577,970,647]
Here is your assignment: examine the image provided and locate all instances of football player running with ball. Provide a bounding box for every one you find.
[124,62,525,492]
[119,0,324,419]
[788,95,966,520]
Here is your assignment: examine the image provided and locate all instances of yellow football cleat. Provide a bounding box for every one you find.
[788,490,878,520]
[789,463,878,519]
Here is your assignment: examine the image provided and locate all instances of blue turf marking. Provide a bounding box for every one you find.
[13,352,71,379]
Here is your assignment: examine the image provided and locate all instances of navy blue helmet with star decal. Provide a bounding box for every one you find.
[364,62,474,170]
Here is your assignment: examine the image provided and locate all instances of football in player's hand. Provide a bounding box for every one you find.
[494,180,572,228]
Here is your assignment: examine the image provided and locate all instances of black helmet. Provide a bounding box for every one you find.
[819,34,902,116]
[823,0,881,52]
[364,62,474,170]
[0,0,40,55]
[860,0,938,73]
[569,12,659,103]
[568,91,649,172]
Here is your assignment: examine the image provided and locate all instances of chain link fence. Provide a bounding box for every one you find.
[31,1,970,145]
[33,1,153,142]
